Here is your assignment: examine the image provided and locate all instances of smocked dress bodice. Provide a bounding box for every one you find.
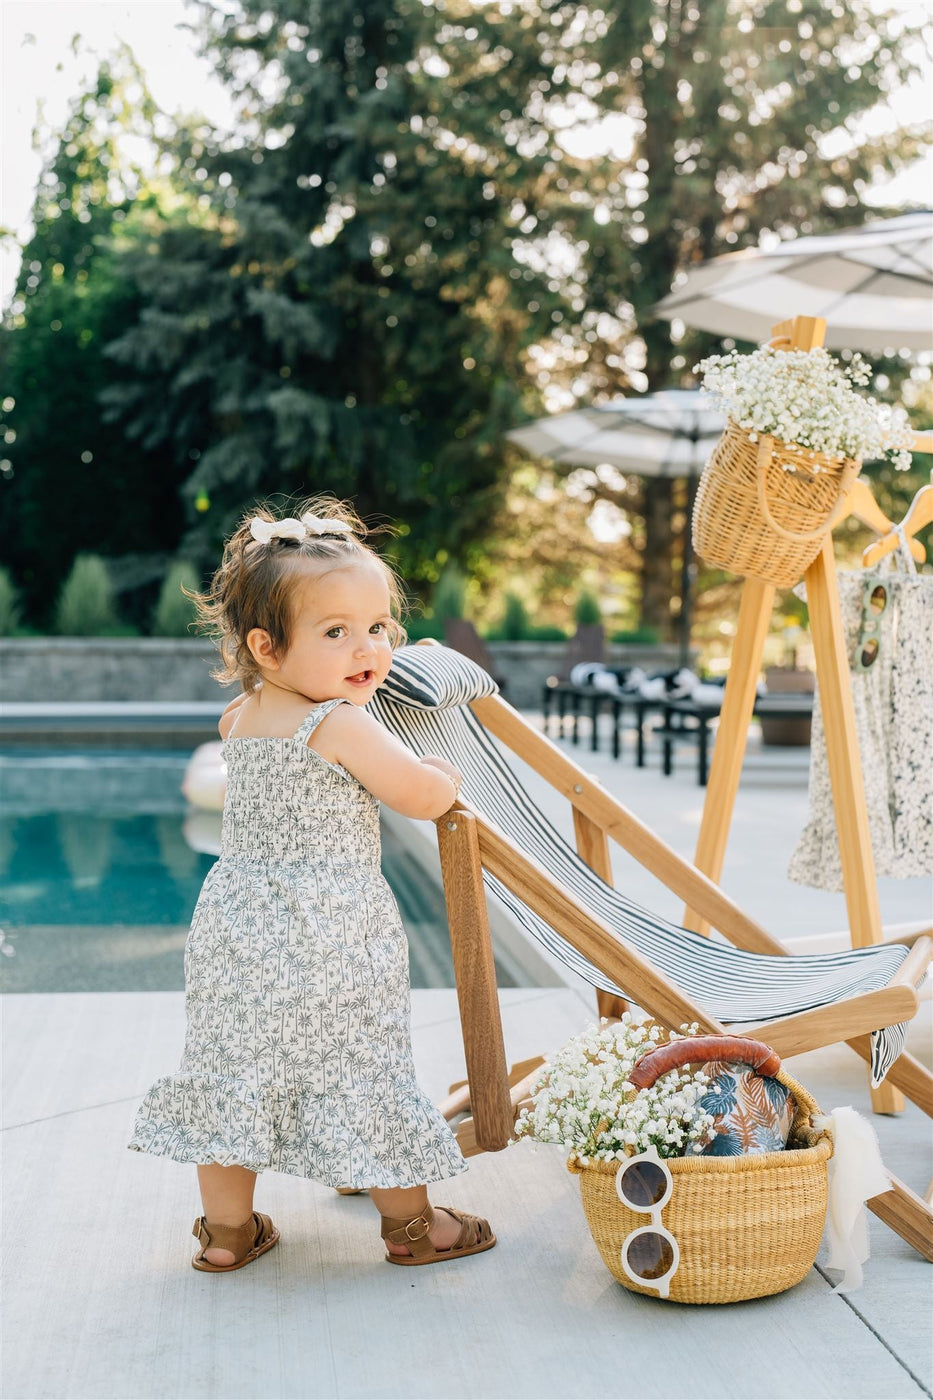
[220,736,381,871]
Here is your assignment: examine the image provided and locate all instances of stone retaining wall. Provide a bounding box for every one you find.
[1,638,689,710]
[0,639,228,703]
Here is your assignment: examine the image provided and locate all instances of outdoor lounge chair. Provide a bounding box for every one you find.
[555,623,606,678]
[369,642,933,1259]
[442,619,507,691]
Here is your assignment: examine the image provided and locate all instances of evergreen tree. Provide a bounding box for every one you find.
[0,56,188,627]
[102,0,582,590]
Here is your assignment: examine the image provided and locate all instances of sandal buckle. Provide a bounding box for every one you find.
[405,1214,431,1242]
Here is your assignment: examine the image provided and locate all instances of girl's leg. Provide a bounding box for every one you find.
[196,1164,259,1265]
[368,1185,466,1257]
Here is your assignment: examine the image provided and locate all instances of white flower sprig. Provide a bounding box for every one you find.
[513,1014,716,1164]
[695,346,914,472]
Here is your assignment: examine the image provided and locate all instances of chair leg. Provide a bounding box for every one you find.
[455,1064,546,1157]
[868,1174,933,1262]
[436,811,513,1151]
[596,990,628,1019]
[847,1038,933,1119]
[438,1057,545,1123]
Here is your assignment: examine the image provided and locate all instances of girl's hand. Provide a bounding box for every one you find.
[419,756,462,785]
[420,756,462,802]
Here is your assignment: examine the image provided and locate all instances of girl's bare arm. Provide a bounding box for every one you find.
[310,705,459,820]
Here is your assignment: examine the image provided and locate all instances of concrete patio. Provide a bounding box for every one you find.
[3,988,931,1400]
[3,710,931,1400]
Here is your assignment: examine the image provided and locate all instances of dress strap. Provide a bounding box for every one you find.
[292,699,349,745]
[892,524,918,575]
[875,524,918,579]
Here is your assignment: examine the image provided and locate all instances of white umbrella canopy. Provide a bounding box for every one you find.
[507,390,725,665]
[506,389,726,476]
[652,211,933,353]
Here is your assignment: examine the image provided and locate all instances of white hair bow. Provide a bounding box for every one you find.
[300,512,353,537]
[249,517,307,544]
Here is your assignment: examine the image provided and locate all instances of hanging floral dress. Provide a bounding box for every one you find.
[789,543,933,891]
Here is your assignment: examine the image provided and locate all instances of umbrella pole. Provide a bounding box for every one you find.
[678,471,698,670]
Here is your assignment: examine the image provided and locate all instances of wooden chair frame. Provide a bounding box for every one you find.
[430,688,933,1260]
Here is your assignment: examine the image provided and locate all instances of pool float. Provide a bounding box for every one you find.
[183,809,223,857]
[181,741,227,812]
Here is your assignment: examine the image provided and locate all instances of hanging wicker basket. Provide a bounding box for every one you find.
[692,420,860,588]
[568,1070,832,1305]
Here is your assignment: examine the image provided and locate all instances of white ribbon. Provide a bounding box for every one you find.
[300,512,353,537]
[248,514,354,544]
[249,517,308,544]
[812,1107,891,1292]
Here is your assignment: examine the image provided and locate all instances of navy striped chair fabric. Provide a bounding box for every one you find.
[369,644,914,1085]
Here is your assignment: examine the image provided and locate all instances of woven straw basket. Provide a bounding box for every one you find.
[692,420,860,588]
[568,1070,832,1305]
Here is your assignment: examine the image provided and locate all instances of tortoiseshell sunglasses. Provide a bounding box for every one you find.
[852,580,887,673]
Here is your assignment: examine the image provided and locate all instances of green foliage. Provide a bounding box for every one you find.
[3,5,926,634]
[151,562,200,636]
[54,555,119,636]
[401,614,444,642]
[501,592,531,641]
[0,57,186,627]
[611,626,661,645]
[0,568,22,636]
[431,566,467,622]
[510,0,926,631]
[574,590,602,627]
[99,0,577,590]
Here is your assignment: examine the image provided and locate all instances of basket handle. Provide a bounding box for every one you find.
[628,1035,781,1089]
[754,436,861,545]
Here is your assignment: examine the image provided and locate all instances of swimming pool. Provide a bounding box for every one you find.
[0,751,517,993]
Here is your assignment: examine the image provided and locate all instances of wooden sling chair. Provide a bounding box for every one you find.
[369,642,933,1260]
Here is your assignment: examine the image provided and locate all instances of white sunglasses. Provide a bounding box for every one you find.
[615,1144,681,1299]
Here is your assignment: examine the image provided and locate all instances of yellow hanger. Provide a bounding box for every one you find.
[862,483,933,568]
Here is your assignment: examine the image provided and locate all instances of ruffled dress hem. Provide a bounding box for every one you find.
[127,1070,467,1189]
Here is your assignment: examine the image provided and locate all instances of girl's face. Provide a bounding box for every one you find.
[252,559,396,704]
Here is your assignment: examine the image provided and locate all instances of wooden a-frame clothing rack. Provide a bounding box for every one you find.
[682,314,932,1118]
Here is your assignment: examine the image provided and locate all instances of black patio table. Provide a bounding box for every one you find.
[541,680,665,764]
[658,694,815,786]
[543,682,814,786]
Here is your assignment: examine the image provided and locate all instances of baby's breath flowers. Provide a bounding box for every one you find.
[695,346,914,472]
[513,1015,716,1164]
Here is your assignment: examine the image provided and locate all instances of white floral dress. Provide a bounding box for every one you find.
[789,547,933,891]
[128,700,466,1188]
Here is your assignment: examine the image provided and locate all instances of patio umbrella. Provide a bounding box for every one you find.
[507,389,727,665]
[651,210,933,352]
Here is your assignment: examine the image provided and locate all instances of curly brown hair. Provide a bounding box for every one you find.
[193,496,408,692]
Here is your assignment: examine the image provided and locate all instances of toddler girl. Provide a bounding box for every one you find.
[128,498,494,1271]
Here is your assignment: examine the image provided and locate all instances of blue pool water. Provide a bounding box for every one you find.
[0,750,514,993]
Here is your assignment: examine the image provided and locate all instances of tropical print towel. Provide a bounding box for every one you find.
[698,1061,796,1156]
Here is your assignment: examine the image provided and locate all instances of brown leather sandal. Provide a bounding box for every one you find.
[380,1203,496,1266]
[191,1212,280,1273]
